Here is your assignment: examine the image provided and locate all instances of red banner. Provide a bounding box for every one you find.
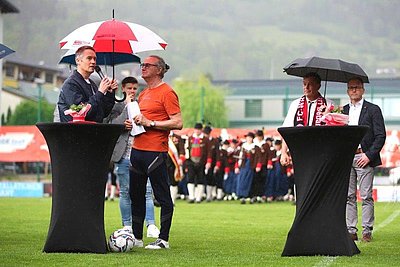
[0,126,50,162]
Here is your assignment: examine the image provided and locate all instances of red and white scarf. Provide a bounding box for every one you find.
[294,94,326,126]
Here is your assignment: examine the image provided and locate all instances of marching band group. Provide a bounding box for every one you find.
[167,123,295,205]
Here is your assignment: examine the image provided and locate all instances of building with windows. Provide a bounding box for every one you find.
[213,78,400,130]
[1,59,65,117]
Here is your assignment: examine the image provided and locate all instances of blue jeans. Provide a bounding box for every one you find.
[115,158,155,227]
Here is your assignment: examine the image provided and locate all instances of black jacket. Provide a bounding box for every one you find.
[57,70,115,122]
[343,100,386,167]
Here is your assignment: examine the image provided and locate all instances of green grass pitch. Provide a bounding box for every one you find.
[0,198,399,266]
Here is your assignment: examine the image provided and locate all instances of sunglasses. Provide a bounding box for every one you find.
[140,63,158,68]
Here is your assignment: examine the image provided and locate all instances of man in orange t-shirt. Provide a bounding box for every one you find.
[131,55,183,250]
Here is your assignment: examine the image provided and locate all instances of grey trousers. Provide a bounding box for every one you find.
[346,154,374,235]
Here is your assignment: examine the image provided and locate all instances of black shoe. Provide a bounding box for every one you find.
[362,233,372,242]
[349,233,358,241]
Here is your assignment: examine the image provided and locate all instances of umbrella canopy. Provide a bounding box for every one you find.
[59,17,166,102]
[59,49,141,66]
[283,56,369,97]
[0,43,15,59]
[59,19,167,54]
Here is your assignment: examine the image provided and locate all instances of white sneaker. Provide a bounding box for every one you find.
[134,238,144,248]
[121,226,133,234]
[147,224,160,238]
[145,238,169,249]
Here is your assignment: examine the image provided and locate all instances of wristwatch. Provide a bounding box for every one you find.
[150,120,156,127]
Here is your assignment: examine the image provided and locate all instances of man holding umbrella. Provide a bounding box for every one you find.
[344,77,386,242]
[58,45,118,122]
[280,72,328,166]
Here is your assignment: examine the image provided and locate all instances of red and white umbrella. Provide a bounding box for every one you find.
[59,17,167,102]
[59,19,167,54]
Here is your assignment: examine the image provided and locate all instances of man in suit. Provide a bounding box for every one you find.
[58,45,118,122]
[280,72,328,166]
[343,77,386,242]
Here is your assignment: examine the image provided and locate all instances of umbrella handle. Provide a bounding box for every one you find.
[114,92,126,102]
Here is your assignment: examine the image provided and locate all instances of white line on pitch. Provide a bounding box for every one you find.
[313,209,400,267]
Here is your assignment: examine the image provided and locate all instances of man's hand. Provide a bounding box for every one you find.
[98,78,118,94]
[356,153,370,168]
[109,79,118,92]
[124,119,132,131]
[280,151,292,166]
[133,114,151,127]
[280,140,291,166]
[98,77,111,94]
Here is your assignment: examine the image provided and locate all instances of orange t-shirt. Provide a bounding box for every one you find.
[133,83,181,152]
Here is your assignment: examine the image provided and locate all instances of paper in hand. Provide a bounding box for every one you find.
[126,101,146,136]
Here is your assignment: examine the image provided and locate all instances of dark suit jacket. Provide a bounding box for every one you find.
[58,70,115,122]
[343,100,386,167]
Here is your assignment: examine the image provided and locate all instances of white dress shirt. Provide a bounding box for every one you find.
[282,97,333,127]
[348,98,364,126]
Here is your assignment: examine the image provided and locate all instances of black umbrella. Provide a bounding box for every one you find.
[283,56,369,97]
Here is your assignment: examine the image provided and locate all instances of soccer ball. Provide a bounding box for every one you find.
[108,229,135,252]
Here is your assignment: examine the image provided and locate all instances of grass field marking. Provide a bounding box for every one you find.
[313,256,338,267]
[373,209,400,232]
[313,208,400,267]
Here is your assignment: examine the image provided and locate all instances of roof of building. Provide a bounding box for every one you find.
[3,81,59,104]
[213,78,400,97]
[0,0,19,13]
[5,58,62,73]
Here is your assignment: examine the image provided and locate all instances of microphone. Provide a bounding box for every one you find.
[94,66,105,79]
[95,65,127,102]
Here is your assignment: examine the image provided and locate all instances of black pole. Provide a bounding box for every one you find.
[111,9,126,102]
[112,39,115,80]
[112,9,115,80]
[324,70,328,99]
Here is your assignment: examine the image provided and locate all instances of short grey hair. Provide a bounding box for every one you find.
[75,45,95,60]
[149,55,170,78]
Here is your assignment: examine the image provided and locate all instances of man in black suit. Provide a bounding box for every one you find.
[343,77,386,242]
[58,45,117,122]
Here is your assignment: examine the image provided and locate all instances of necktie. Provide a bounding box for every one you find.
[307,101,313,126]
